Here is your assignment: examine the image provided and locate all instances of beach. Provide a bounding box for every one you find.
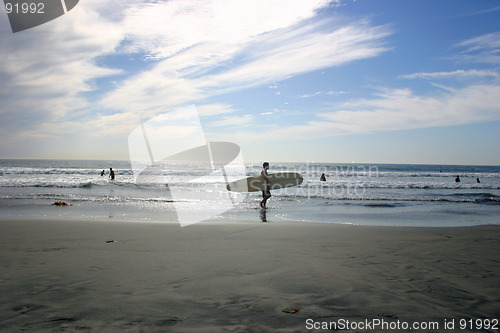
[2,0,500,331]
[1,220,499,332]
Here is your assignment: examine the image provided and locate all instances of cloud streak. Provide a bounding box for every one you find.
[121,0,337,60]
[208,114,253,127]
[400,69,499,80]
[6,0,382,157]
[0,0,124,135]
[100,17,392,114]
[298,90,348,98]
[323,85,500,131]
[454,31,500,64]
[248,84,500,141]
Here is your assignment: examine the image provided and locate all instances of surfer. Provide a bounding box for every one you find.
[320,173,326,181]
[260,162,271,208]
[455,175,460,183]
[109,168,115,181]
[100,170,105,176]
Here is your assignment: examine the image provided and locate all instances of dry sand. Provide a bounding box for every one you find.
[0,220,499,332]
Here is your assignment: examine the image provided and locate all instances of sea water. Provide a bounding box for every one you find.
[0,159,499,227]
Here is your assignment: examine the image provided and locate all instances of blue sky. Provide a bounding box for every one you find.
[0,0,499,165]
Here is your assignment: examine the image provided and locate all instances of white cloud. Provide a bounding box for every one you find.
[298,90,348,98]
[401,69,499,80]
[0,0,124,135]
[454,31,500,63]
[0,0,391,158]
[326,85,500,130]
[101,18,392,114]
[121,0,335,60]
[247,84,500,141]
[208,114,253,127]
[457,5,500,17]
[11,111,141,141]
[299,92,323,98]
[196,103,237,117]
[195,21,391,91]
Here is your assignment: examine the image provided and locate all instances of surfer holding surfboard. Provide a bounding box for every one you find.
[226,162,304,208]
[260,162,271,208]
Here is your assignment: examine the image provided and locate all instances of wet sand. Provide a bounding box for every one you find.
[0,220,499,332]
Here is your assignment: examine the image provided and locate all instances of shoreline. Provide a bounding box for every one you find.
[1,212,499,228]
[1,220,499,332]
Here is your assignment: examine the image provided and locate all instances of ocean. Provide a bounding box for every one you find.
[0,159,499,227]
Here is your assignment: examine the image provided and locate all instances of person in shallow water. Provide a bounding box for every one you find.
[455,175,460,183]
[320,173,326,181]
[109,168,115,181]
[260,162,271,209]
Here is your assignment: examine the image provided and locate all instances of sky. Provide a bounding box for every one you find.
[0,0,499,165]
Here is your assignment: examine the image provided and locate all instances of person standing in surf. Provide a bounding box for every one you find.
[109,168,115,181]
[260,162,271,208]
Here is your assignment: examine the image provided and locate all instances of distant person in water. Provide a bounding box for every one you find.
[101,170,105,176]
[260,162,271,209]
[455,175,460,183]
[320,173,326,181]
[477,177,480,184]
[109,168,115,181]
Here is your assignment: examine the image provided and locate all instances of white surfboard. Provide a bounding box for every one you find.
[226,172,303,192]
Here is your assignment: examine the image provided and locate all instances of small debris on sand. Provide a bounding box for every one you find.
[52,201,72,206]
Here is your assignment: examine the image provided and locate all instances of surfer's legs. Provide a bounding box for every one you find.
[260,208,267,222]
[260,197,267,208]
[260,188,271,208]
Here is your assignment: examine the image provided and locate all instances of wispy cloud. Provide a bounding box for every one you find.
[321,85,500,132]
[454,31,500,64]
[400,69,499,80]
[248,84,500,141]
[298,90,348,98]
[121,0,336,60]
[0,0,125,136]
[195,21,392,91]
[1,0,392,148]
[454,5,500,18]
[208,114,253,127]
[196,103,237,117]
[100,17,391,114]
